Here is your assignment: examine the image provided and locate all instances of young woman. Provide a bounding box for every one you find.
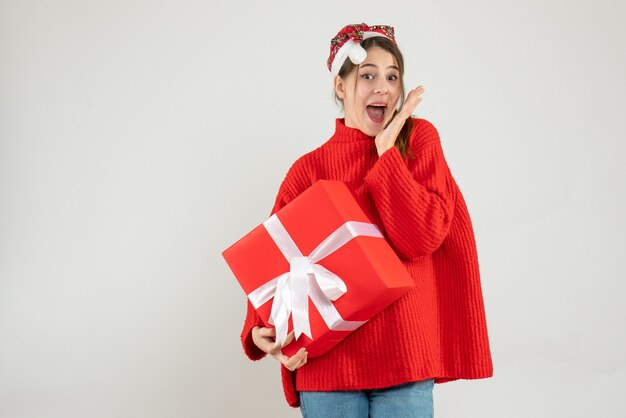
[240,23,493,417]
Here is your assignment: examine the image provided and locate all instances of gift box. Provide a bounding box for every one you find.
[222,179,415,358]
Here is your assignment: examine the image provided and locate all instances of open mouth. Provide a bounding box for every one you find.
[366,104,387,124]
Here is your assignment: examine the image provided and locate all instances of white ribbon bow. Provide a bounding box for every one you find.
[247,214,384,348]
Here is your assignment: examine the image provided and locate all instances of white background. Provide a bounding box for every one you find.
[1,0,625,417]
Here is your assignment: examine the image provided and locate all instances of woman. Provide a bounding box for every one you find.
[240,23,493,417]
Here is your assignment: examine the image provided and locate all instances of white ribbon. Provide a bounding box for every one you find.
[247,214,384,348]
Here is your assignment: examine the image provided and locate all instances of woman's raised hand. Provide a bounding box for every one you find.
[374,85,425,156]
[251,326,308,371]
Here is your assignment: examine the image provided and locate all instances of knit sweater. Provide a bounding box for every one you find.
[240,117,493,408]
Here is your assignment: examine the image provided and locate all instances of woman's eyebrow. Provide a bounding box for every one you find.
[360,63,400,71]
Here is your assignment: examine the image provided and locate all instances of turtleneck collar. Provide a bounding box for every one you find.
[328,118,375,143]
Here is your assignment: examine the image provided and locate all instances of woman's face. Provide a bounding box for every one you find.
[335,46,402,137]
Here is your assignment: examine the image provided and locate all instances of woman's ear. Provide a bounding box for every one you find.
[334,75,346,99]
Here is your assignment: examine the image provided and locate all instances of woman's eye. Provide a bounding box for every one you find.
[361,74,374,80]
[387,75,399,81]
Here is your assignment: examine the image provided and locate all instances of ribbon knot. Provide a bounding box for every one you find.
[247,214,384,348]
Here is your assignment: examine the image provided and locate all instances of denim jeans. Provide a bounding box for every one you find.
[299,378,435,418]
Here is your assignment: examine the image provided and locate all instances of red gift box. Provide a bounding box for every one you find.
[222,180,415,358]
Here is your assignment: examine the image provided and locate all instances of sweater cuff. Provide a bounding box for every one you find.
[281,364,300,408]
[241,326,266,361]
[240,300,267,361]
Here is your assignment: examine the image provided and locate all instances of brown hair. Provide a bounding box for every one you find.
[333,36,415,159]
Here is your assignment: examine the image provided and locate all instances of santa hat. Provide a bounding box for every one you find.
[327,23,396,76]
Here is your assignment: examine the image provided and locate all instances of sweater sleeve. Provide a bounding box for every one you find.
[363,119,456,261]
[240,157,312,361]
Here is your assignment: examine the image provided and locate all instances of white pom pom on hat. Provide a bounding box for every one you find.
[347,44,367,65]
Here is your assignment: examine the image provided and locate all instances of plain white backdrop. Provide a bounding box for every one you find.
[1,0,625,417]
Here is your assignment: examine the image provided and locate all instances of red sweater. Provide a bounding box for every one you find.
[240,117,493,408]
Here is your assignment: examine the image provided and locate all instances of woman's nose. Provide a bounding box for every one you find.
[374,80,388,94]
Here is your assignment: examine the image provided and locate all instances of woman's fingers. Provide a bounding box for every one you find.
[256,327,308,370]
[292,355,307,370]
[279,348,308,371]
[270,330,296,351]
[260,327,294,342]
[258,327,276,338]
[275,330,295,349]
[254,327,280,354]
[275,348,304,370]
[384,86,424,132]
[401,86,424,118]
[408,85,425,100]
[284,330,295,345]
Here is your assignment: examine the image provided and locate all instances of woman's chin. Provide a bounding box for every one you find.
[362,126,381,137]
[364,117,385,136]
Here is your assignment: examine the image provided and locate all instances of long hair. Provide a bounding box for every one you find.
[334,36,415,159]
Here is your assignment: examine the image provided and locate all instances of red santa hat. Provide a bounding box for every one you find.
[327,23,397,76]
